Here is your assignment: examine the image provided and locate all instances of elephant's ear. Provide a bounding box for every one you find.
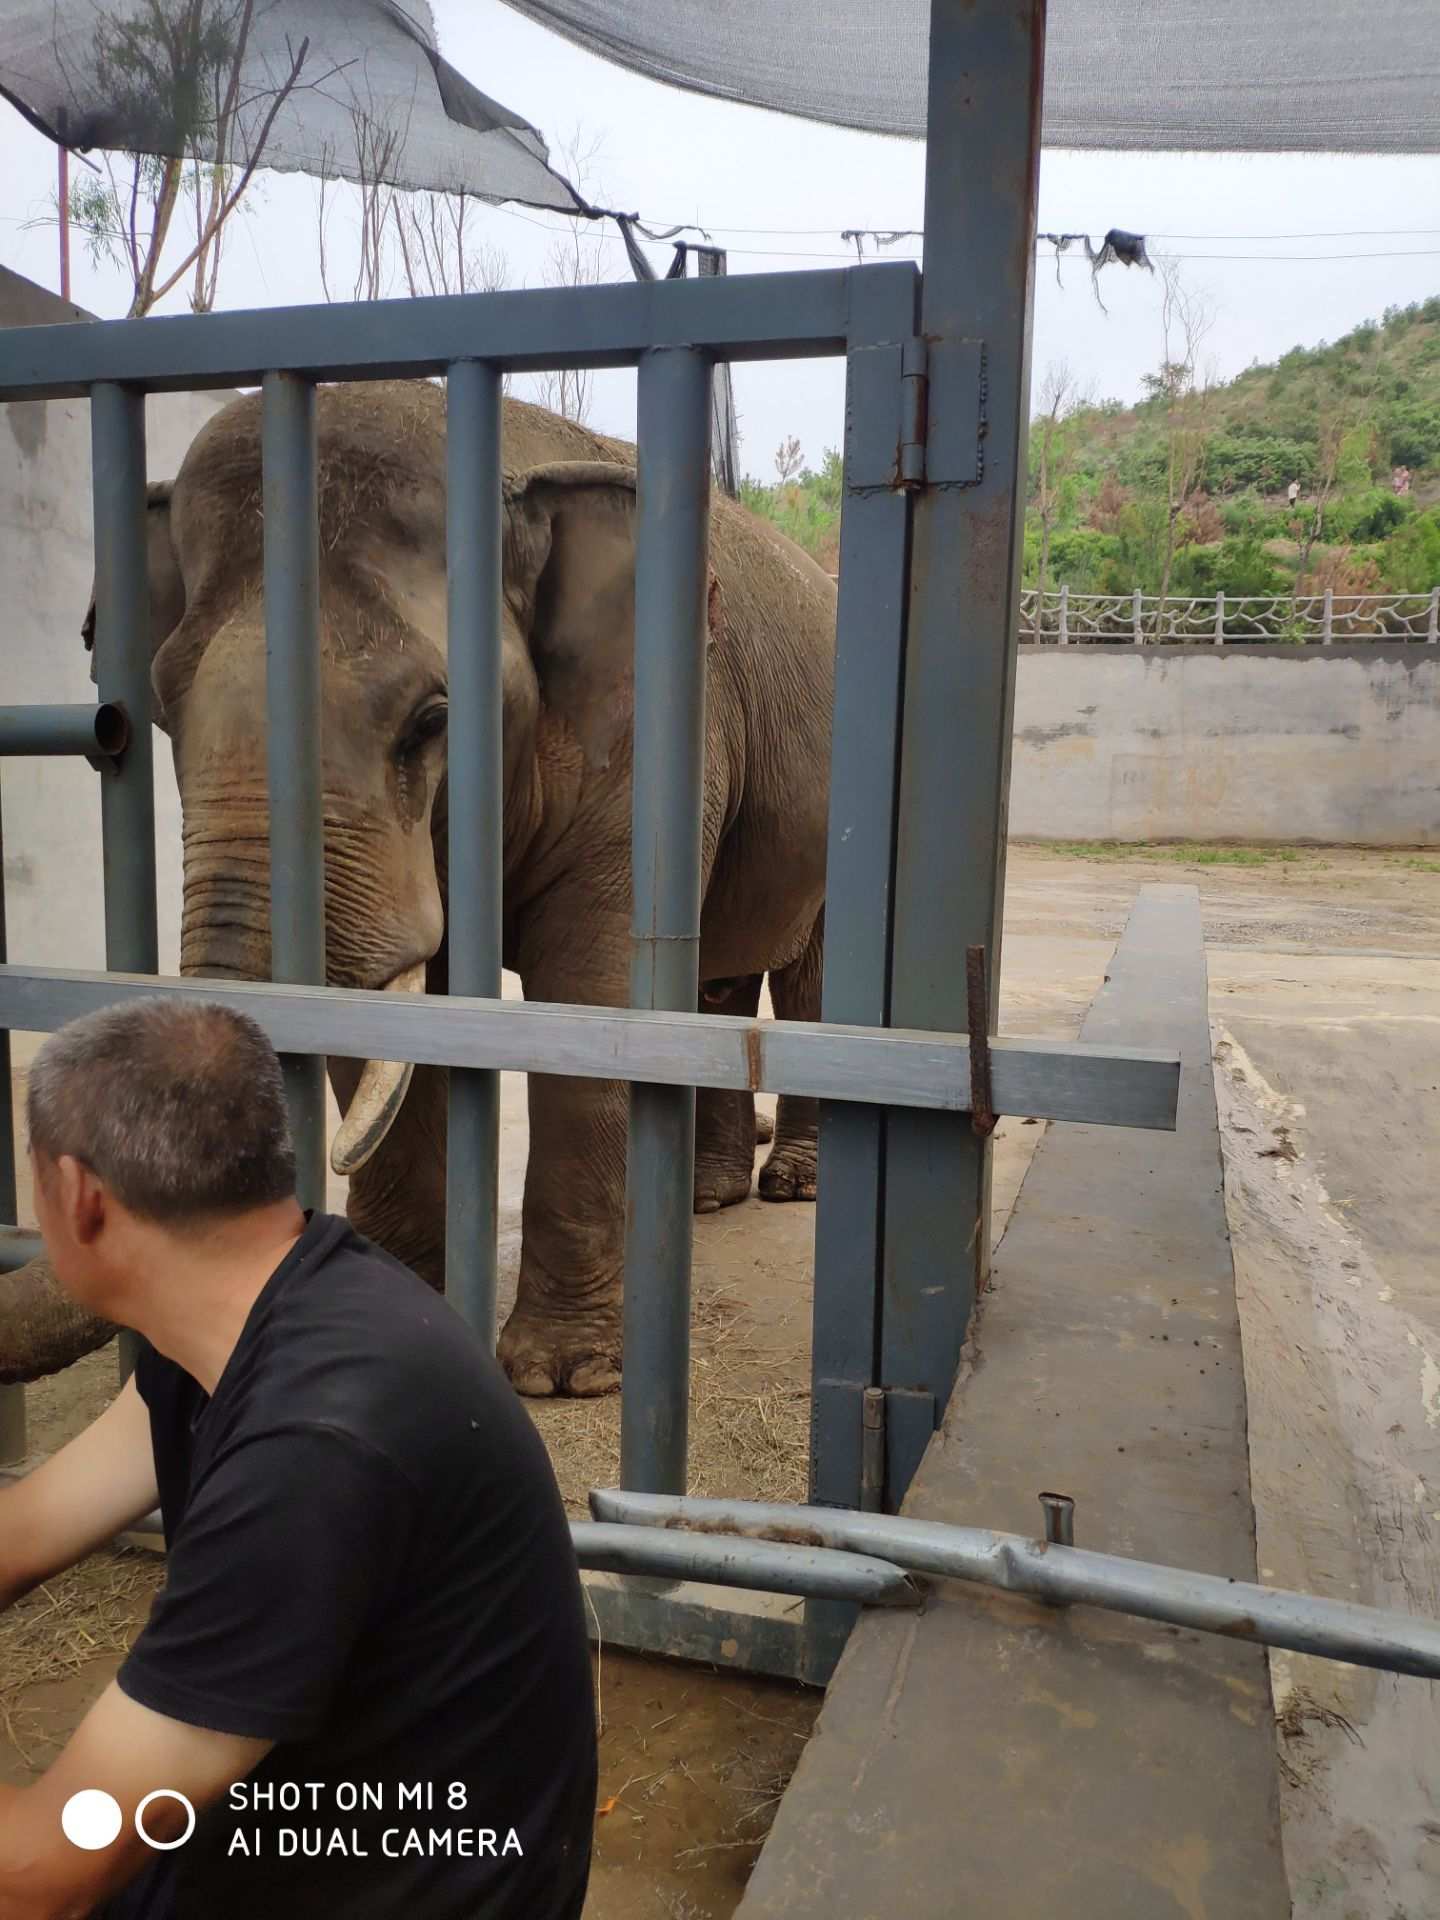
[80,481,185,716]
[508,460,721,773]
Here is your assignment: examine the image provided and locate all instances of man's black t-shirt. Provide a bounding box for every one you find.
[102,1213,596,1920]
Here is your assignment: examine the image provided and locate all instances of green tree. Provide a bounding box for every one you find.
[63,0,313,316]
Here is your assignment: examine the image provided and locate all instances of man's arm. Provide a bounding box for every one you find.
[0,1681,271,1919]
[0,1378,158,1611]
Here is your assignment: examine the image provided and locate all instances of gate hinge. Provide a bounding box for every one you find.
[897,338,929,489]
[896,336,986,493]
[863,1386,939,1512]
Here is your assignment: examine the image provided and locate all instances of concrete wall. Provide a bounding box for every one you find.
[1010,645,1440,846]
[1,269,228,1007]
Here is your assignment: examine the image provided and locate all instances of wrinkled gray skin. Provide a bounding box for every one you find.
[0,382,834,1397]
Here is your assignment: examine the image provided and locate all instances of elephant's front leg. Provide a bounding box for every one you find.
[499,1068,629,1397]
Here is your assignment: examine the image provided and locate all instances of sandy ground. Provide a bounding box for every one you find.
[3,842,1438,1916]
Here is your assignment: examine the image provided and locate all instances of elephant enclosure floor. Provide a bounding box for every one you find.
[5,844,1439,1917]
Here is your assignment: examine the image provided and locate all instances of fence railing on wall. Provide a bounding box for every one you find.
[1021,587,1440,646]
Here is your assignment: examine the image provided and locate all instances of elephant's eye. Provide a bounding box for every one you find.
[397,700,448,758]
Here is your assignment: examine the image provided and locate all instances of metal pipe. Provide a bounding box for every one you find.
[0,705,129,759]
[620,347,713,1497]
[571,1520,920,1608]
[443,360,504,1348]
[262,373,327,1211]
[91,382,157,1385]
[0,786,25,1464]
[590,1491,1440,1681]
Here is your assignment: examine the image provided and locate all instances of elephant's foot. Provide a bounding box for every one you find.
[758,1138,818,1204]
[498,1298,622,1398]
[693,1153,753,1215]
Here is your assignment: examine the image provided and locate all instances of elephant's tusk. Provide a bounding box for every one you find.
[329,963,428,1177]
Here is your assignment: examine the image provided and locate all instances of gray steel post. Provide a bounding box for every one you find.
[91,382,157,1383]
[444,360,504,1346]
[620,346,713,1495]
[881,0,1047,1506]
[0,784,26,1464]
[262,374,327,1210]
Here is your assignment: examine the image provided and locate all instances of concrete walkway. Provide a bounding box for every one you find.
[738,884,1289,1919]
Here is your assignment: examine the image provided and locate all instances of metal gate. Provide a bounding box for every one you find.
[0,2,1177,1682]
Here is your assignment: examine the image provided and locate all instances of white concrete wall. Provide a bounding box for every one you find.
[1010,646,1440,847]
[2,271,229,1012]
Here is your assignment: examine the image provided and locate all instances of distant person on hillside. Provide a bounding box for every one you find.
[1392,465,1412,496]
[1286,478,1301,508]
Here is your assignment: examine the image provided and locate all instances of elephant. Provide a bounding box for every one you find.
[0,381,835,1397]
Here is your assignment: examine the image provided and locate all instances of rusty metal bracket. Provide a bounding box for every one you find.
[965,944,997,1137]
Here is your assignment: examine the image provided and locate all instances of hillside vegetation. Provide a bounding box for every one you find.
[742,294,1440,602]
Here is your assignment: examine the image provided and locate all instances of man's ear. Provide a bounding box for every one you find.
[82,481,185,718]
[53,1155,106,1246]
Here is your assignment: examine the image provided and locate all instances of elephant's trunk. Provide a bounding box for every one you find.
[183,825,428,1176]
[0,1252,113,1386]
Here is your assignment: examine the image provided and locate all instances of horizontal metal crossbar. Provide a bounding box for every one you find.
[0,265,917,401]
[0,967,1179,1130]
[592,1491,1440,1682]
[0,705,129,759]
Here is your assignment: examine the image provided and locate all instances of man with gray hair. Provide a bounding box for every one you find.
[0,998,596,1919]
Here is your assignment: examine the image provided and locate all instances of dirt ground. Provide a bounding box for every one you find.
[3,842,1438,1916]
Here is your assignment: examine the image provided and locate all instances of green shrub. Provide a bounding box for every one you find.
[1380,509,1440,592]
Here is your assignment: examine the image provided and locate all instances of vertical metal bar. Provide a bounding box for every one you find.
[1214,589,1224,646]
[91,382,156,1384]
[1322,587,1333,647]
[1132,585,1143,643]
[811,272,918,1516]
[444,360,504,1346]
[91,385,158,981]
[1058,582,1069,646]
[0,782,26,1465]
[620,346,713,1496]
[881,0,1046,1508]
[1428,587,1438,644]
[805,268,918,1674]
[262,374,327,1211]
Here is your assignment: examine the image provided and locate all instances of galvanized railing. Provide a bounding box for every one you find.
[1021,586,1440,645]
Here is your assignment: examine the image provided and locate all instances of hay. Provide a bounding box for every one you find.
[529,1278,810,1516]
[0,1550,158,1767]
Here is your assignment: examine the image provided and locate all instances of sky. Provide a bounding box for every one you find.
[2,0,1439,479]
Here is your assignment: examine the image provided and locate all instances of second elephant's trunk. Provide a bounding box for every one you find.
[0,1253,113,1386]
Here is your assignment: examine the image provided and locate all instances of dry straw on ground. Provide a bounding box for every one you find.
[529,1279,809,1516]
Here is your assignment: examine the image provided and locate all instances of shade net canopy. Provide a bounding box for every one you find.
[0,0,585,212]
[501,0,1440,154]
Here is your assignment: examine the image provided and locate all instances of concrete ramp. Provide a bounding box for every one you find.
[739,884,1289,1919]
